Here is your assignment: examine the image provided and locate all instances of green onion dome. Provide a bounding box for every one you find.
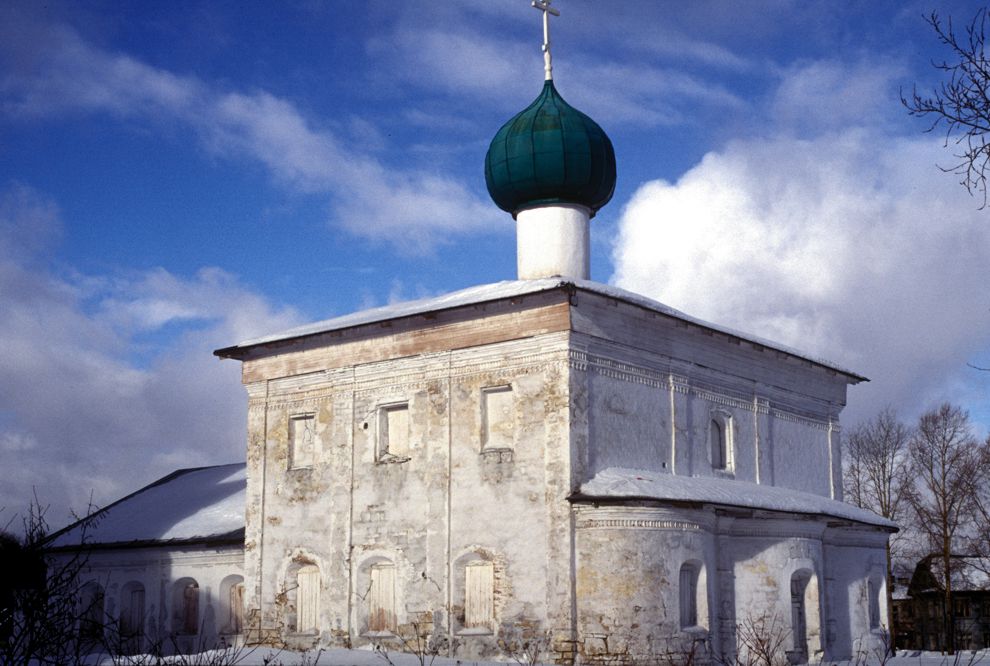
[485,80,616,218]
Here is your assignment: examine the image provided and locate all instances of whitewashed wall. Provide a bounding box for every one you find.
[64,545,243,655]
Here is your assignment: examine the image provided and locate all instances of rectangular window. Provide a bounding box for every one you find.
[956,597,971,617]
[289,414,315,469]
[482,386,513,450]
[369,563,397,633]
[378,404,409,459]
[296,565,320,633]
[465,561,494,630]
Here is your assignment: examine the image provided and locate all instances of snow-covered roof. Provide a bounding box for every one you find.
[578,468,896,529]
[216,278,864,380]
[926,557,990,592]
[48,463,245,549]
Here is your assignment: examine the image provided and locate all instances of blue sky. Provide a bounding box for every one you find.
[2,0,989,525]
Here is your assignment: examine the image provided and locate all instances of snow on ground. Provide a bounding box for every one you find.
[79,647,990,666]
[82,646,512,666]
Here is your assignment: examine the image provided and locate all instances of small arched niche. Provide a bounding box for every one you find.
[678,560,709,631]
[789,569,822,662]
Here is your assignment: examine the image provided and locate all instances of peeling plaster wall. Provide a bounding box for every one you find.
[572,510,889,665]
[567,290,886,664]
[574,506,716,663]
[242,331,574,659]
[234,290,887,664]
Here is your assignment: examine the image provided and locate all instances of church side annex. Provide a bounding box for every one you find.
[213,2,895,662]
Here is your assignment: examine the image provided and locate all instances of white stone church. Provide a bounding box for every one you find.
[51,6,895,664]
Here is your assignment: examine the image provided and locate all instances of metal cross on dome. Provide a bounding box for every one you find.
[532,0,560,80]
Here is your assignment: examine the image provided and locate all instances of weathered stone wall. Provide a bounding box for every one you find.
[234,287,884,664]
[572,508,889,665]
[242,332,574,659]
[573,506,716,665]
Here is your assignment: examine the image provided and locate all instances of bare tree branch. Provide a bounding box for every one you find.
[902,8,990,207]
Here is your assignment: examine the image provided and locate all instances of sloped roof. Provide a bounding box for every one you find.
[215,278,865,381]
[48,463,245,549]
[918,556,990,593]
[577,467,897,529]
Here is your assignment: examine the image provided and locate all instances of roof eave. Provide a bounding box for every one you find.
[213,281,575,360]
[568,492,897,532]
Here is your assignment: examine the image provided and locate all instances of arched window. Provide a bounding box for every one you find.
[868,578,881,629]
[465,561,494,631]
[368,562,397,633]
[709,411,734,472]
[78,581,105,644]
[710,420,725,470]
[678,560,709,631]
[790,570,822,661]
[172,578,200,635]
[219,574,245,635]
[296,565,320,633]
[679,563,698,628]
[119,581,145,655]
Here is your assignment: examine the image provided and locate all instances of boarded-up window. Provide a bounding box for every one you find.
[465,561,494,630]
[182,582,199,634]
[369,563,397,632]
[482,387,513,450]
[79,582,105,643]
[120,583,145,655]
[679,563,698,628]
[289,414,316,469]
[379,404,409,458]
[296,565,320,633]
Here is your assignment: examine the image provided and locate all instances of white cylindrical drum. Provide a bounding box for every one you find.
[516,204,591,280]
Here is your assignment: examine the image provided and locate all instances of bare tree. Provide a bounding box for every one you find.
[966,432,990,572]
[733,611,790,666]
[843,408,912,651]
[905,403,988,654]
[902,7,990,207]
[0,501,98,665]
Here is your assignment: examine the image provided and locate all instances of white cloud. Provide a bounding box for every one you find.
[0,21,497,252]
[771,59,906,134]
[611,61,990,431]
[374,22,746,129]
[0,183,301,526]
